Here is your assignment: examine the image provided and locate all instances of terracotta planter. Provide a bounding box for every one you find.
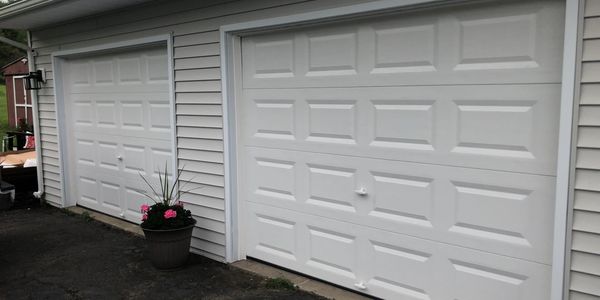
[142,221,196,270]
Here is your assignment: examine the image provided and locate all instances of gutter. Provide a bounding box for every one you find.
[26,31,44,200]
[0,0,59,20]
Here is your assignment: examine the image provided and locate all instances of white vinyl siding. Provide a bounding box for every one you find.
[569,0,600,298]
[31,0,372,262]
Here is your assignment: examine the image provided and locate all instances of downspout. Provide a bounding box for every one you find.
[26,31,44,199]
[0,32,43,199]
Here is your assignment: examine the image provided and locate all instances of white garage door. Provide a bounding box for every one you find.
[238,1,564,299]
[62,45,173,223]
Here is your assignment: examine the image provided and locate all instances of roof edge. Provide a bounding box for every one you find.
[0,0,63,20]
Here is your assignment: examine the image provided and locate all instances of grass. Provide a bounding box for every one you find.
[0,84,10,148]
[264,277,296,291]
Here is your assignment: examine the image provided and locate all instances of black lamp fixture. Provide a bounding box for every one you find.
[24,69,45,90]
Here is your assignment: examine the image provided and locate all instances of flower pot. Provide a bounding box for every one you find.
[142,221,196,270]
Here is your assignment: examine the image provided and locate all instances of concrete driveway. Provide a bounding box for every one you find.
[0,206,323,299]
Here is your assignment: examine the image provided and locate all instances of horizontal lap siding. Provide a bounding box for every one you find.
[570,0,600,297]
[31,0,370,261]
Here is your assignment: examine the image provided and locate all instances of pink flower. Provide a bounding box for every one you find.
[142,214,148,221]
[175,201,184,207]
[164,209,177,219]
[140,204,150,213]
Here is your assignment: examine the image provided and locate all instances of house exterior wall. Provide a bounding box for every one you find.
[569,0,600,298]
[30,0,376,262]
[29,1,595,291]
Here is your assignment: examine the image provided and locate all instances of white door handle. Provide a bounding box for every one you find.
[355,187,368,196]
[354,281,367,290]
[117,155,123,161]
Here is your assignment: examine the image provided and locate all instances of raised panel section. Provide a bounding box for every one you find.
[146,54,169,81]
[96,101,117,128]
[149,102,171,131]
[253,38,295,79]
[93,60,114,84]
[121,101,144,129]
[70,63,91,86]
[372,23,437,73]
[253,100,295,140]
[124,187,146,221]
[450,260,527,300]
[449,182,532,247]
[370,100,435,150]
[98,142,118,170]
[307,164,356,212]
[368,241,433,300]
[100,181,121,210]
[118,57,142,83]
[455,14,538,70]
[254,214,297,261]
[123,145,146,174]
[73,101,93,126]
[369,172,434,227]
[307,30,357,76]
[75,139,95,166]
[253,157,296,202]
[307,226,357,279]
[149,148,172,174]
[78,177,98,205]
[452,100,536,159]
[307,100,356,144]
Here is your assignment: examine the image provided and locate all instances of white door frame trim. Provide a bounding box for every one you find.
[51,34,178,210]
[220,1,579,299]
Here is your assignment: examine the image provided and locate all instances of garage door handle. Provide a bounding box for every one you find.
[354,281,367,290]
[355,187,368,196]
[117,155,123,161]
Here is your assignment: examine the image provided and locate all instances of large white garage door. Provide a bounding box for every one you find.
[238,1,564,299]
[62,45,173,223]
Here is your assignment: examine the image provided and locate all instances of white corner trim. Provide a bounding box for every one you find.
[51,33,176,208]
[220,30,235,262]
[552,0,581,299]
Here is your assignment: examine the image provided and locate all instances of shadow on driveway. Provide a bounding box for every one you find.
[0,206,323,299]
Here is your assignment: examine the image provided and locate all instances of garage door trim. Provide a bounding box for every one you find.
[219,1,580,299]
[51,34,177,209]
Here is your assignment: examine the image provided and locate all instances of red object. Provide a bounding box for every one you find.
[23,135,35,149]
[2,57,32,129]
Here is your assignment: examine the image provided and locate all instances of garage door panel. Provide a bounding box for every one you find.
[242,1,564,88]
[246,202,551,300]
[243,147,554,263]
[240,1,561,298]
[64,45,173,223]
[241,84,560,175]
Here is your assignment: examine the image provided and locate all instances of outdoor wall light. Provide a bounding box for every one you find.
[24,69,45,90]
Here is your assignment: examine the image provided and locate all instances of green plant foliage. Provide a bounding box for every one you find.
[264,277,296,291]
[140,202,194,230]
[139,163,197,230]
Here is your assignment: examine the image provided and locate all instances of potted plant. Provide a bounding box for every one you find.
[139,164,197,270]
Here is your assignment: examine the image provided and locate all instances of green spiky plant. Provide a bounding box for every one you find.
[139,163,197,230]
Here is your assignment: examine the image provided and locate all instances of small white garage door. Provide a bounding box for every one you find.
[62,45,173,223]
[238,1,564,299]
